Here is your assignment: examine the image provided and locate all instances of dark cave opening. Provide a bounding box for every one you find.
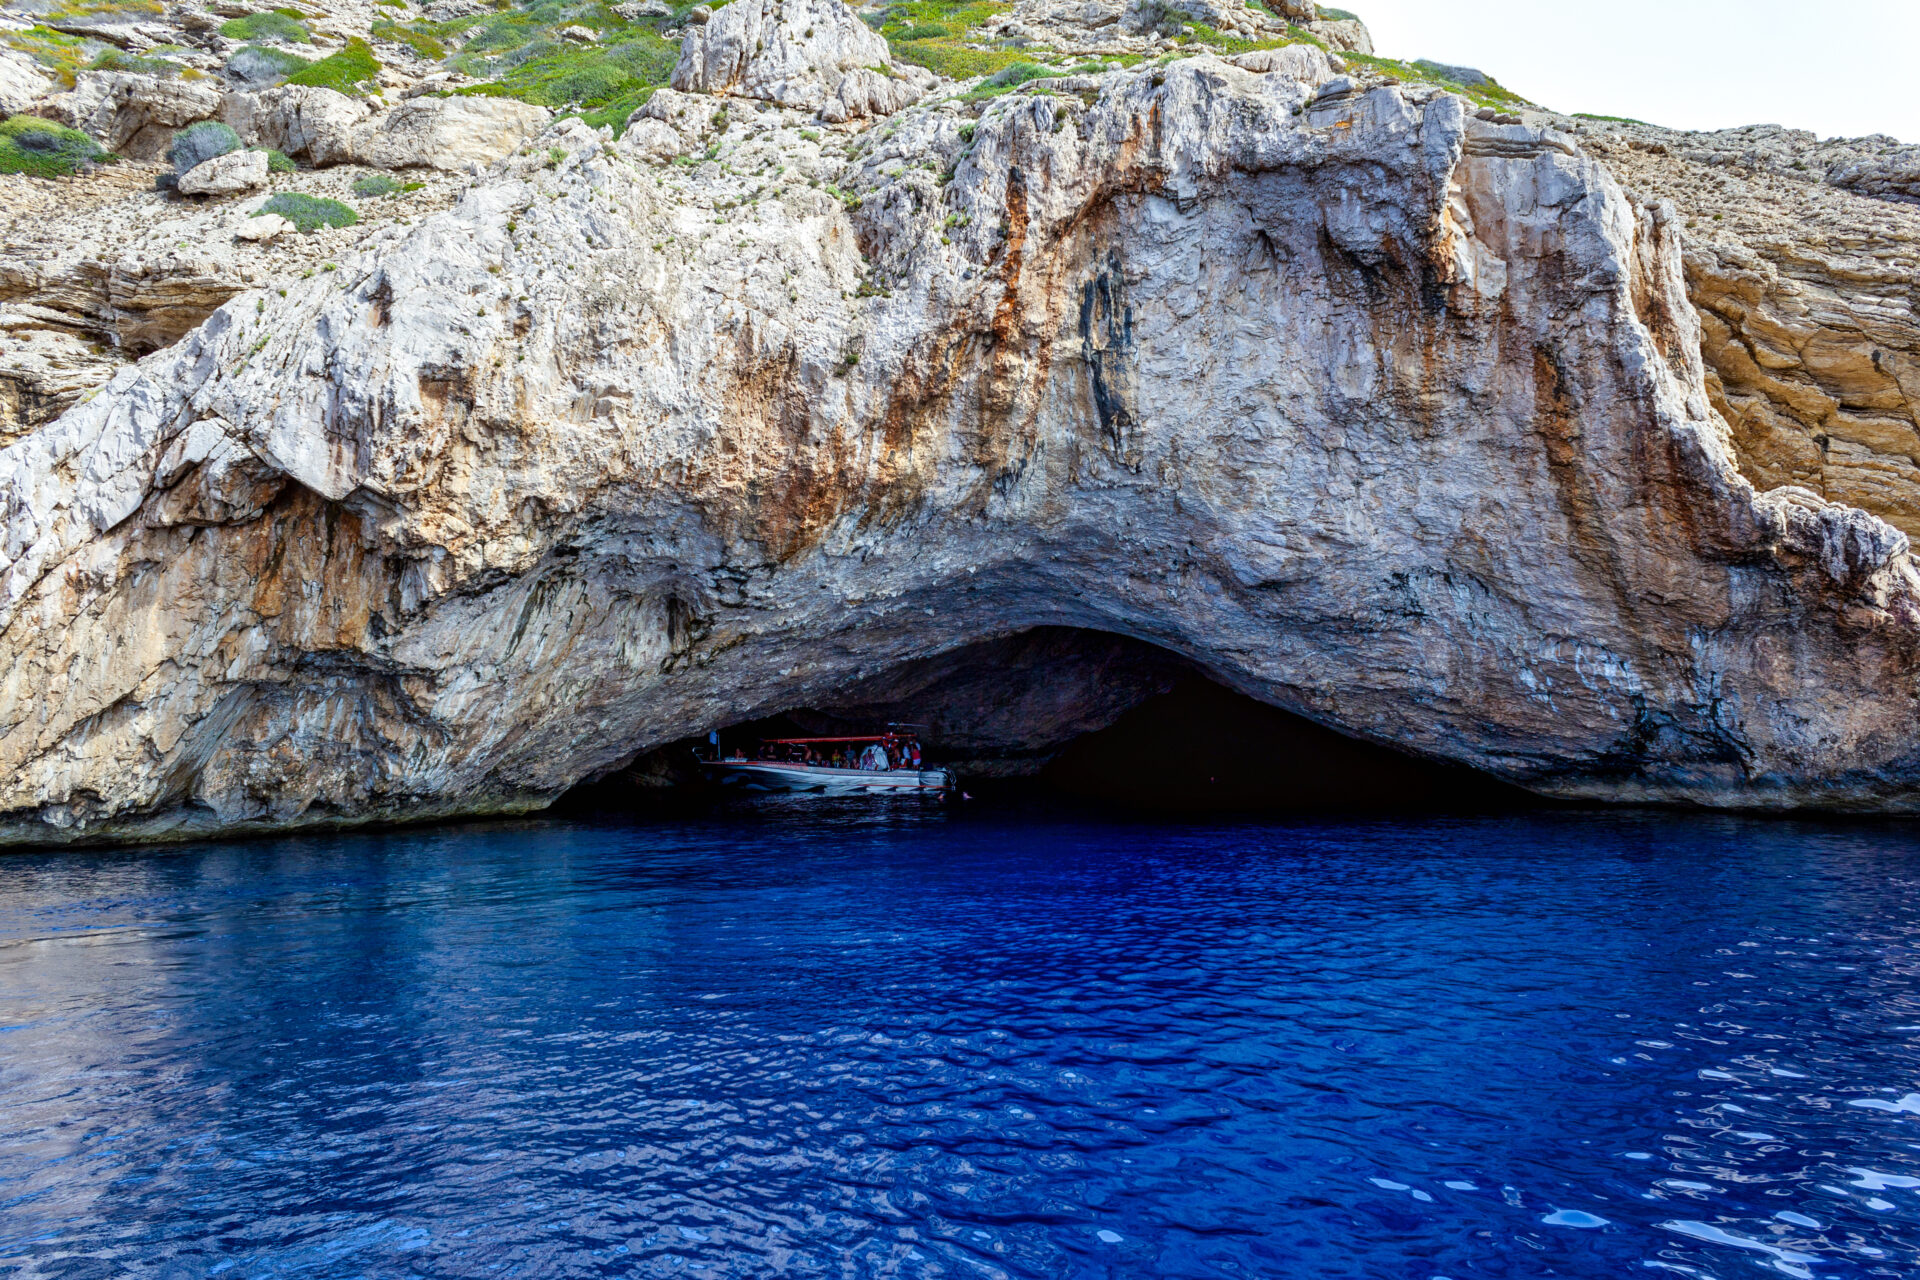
[558,628,1536,817]
[1033,675,1535,813]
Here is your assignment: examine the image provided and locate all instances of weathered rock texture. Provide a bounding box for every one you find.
[55,70,225,161]
[9,22,1920,846]
[7,1,1920,844]
[672,0,922,117]
[1583,123,1920,538]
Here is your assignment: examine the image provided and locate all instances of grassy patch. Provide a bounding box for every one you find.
[877,0,1036,82]
[1573,111,1650,126]
[0,116,110,177]
[254,192,358,232]
[957,58,1056,99]
[257,147,297,172]
[87,47,183,76]
[462,27,677,118]
[218,11,310,43]
[1,25,97,86]
[372,18,446,60]
[283,37,382,96]
[1317,6,1357,18]
[352,172,403,197]
[425,0,694,134]
[226,44,313,82]
[168,120,240,171]
[1343,52,1533,110]
[40,0,163,17]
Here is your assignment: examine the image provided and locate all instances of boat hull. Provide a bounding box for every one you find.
[702,761,954,796]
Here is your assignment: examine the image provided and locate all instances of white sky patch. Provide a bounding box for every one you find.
[1343,1,1920,142]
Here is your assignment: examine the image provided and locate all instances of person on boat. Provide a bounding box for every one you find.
[907,741,922,768]
[859,741,889,771]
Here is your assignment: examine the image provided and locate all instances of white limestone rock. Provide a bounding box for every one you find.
[350,96,551,171]
[12,56,1920,845]
[222,86,372,167]
[1229,44,1336,81]
[671,0,901,114]
[234,212,296,242]
[176,148,270,195]
[0,50,52,116]
[1308,18,1373,54]
[61,71,224,160]
[819,66,924,124]
[617,116,683,163]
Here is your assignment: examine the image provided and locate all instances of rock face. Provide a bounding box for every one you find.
[220,86,373,167]
[0,50,52,115]
[6,1,1920,845]
[219,88,551,170]
[176,148,270,195]
[1584,123,1920,539]
[350,96,553,171]
[58,71,225,161]
[671,0,907,112]
[9,30,1920,847]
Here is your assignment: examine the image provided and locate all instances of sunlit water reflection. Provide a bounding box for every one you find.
[2,807,1919,1277]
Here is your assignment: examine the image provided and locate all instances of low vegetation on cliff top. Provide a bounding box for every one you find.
[284,37,383,96]
[0,0,1537,154]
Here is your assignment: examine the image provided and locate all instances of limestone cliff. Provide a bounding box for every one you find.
[1582,125,1920,539]
[4,2,1920,843]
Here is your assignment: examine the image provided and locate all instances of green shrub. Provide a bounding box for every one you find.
[283,37,381,96]
[0,116,109,178]
[351,172,402,197]
[226,44,312,83]
[576,86,655,134]
[372,18,446,60]
[875,0,1014,68]
[465,32,677,109]
[1317,6,1357,18]
[218,11,309,43]
[256,147,296,172]
[87,48,178,76]
[168,120,240,172]
[982,60,1051,89]
[958,57,1059,99]
[253,192,358,232]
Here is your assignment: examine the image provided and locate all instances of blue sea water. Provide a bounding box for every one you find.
[2,806,1919,1278]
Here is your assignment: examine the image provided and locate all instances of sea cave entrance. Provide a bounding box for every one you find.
[560,627,1533,815]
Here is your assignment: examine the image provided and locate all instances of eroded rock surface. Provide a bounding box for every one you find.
[9,22,1920,847]
[6,0,1920,844]
[1583,122,1920,537]
[672,0,914,114]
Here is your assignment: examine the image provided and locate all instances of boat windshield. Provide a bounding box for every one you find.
[738,733,925,769]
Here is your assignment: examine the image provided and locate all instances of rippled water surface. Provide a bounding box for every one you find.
[3,808,1920,1278]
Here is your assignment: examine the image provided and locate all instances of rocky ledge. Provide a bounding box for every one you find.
[3,0,1920,844]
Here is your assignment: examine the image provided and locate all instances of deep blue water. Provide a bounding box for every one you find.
[2,806,1920,1278]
